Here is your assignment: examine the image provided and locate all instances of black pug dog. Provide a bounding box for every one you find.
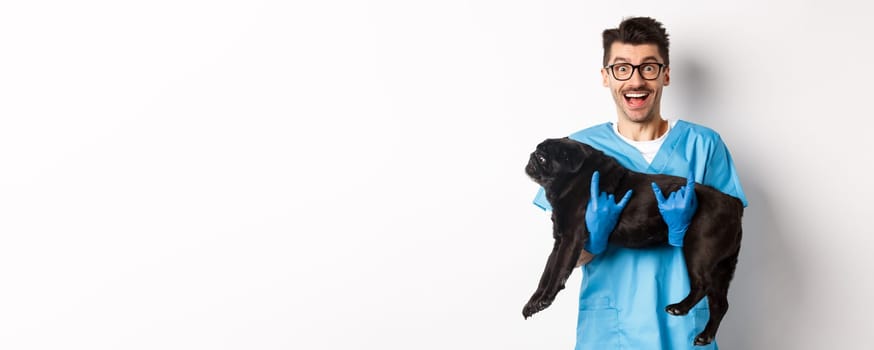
[522,137,744,346]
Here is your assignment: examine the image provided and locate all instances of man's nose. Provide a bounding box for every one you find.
[626,68,647,86]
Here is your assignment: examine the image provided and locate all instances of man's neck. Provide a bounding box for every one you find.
[615,117,669,141]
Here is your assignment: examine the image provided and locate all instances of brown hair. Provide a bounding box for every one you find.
[602,17,670,67]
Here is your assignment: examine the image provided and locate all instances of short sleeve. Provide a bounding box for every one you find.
[702,135,749,207]
[533,187,552,211]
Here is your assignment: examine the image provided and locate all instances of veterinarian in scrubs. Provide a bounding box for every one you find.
[532,17,748,349]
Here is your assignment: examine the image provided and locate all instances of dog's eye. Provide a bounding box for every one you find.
[538,155,547,164]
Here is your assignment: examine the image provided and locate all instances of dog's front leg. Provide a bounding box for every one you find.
[522,216,585,318]
[522,239,560,318]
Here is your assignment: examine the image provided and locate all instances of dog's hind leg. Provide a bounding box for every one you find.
[665,238,712,316]
[664,270,709,316]
[694,245,741,345]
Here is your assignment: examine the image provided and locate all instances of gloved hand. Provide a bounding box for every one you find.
[584,171,633,255]
[651,174,698,247]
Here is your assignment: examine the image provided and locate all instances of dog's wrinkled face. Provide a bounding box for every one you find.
[525,138,585,187]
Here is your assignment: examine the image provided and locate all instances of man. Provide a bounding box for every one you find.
[532,17,748,349]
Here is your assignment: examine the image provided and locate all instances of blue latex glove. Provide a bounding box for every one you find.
[651,174,698,247]
[585,171,633,255]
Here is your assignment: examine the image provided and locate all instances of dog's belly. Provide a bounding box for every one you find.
[610,226,668,248]
[607,197,670,248]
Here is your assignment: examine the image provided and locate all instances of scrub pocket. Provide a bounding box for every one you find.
[576,298,621,349]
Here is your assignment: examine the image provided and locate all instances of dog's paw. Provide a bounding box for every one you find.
[522,299,553,319]
[665,303,690,316]
[693,333,714,346]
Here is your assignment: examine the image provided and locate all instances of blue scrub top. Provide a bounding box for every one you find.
[532,120,747,350]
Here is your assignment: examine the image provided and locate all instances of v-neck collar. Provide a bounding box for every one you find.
[608,120,689,173]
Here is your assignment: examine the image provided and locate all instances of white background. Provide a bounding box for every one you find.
[2,1,873,349]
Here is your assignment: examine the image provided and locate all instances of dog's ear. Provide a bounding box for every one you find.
[559,137,586,173]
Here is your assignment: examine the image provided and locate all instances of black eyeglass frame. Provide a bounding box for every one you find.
[604,62,666,81]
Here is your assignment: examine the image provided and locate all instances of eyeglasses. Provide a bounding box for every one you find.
[605,63,666,81]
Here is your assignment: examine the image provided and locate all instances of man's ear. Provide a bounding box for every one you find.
[601,68,609,87]
[663,66,670,86]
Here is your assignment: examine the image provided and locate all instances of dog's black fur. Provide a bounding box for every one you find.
[523,137,743,346]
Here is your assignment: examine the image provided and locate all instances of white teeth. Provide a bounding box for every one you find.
[624,93,648,98]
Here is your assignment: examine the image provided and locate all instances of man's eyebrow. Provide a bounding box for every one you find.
[610,56,662,64]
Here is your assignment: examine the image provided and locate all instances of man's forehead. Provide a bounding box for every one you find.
[608,42,663,63]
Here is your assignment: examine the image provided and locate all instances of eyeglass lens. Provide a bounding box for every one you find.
[611,63,661,80]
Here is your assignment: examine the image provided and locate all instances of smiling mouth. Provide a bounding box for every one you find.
[623,92,649,108]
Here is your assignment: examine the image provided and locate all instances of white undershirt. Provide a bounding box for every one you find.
[612,119,677,164]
